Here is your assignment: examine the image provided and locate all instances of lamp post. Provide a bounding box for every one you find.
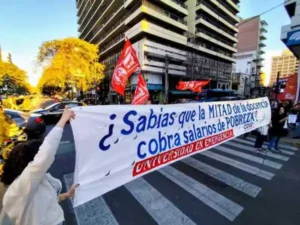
[164,55,169,104]
[275,71,281,101]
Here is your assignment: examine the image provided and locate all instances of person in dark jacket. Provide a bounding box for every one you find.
[268,106,287,151]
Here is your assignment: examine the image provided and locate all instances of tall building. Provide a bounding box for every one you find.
[281,0,300,103]
[269,49,298,86]
[76,0,239,103]
[234,16,267,92]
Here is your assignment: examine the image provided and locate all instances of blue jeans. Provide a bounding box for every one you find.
[268,136,279,149]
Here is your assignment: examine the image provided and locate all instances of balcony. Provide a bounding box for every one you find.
[258,40,266,48]
[196,28,237,53]
[89,3,125,43]
[195,16,237,43]
[187,39,235,62]
[96,19,126,46]
[126,20,187,45]
[196,2,238,33]
[77,0,87,17]
[78,0,97,24]
[159,0,188,15]
[144,40,187,61]
[100,34,125,55]
[78,0,102,28]
[209,0,239,22]
[226,0,239,12]
[80,0,118,39]
[141,2,187,30]
[260,35,266,41]
[260,26,267,33]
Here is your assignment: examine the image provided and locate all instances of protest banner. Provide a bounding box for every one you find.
[71,97,271,207]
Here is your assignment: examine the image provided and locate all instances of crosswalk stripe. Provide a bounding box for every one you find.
[247,137,298,151]
[201,151,274,180]
[224,142,290,161]
[125,178,196,225]
[232,138,295,156]
[63,173,119,225]
[159,166,244,221]
[182,157,261,197]
[214,146,283,169]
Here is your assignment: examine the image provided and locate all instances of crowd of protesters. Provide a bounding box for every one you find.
[253,99,295,153]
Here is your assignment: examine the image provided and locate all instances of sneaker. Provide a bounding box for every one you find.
[255,148,262,153]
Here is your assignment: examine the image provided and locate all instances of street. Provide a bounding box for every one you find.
[47,125,300,225]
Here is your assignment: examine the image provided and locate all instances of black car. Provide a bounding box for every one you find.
[4,109,46,138]
[32,102,85,124]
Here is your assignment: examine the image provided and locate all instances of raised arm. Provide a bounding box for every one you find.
[13,106,75,196]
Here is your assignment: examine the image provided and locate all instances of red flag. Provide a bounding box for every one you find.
[193,86,204,93]
[111,39,141,95]
[132,74,149,105]
[176,80,210,92]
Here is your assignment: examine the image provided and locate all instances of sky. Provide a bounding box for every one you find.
[0,0,291,86]
[239,0,290,85]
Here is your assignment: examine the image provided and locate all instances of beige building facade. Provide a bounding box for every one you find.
[270,49,298,86]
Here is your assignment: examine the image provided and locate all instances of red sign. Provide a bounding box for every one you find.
[176,80,210,92]
[285,74,297,101]
[133,129,234,176]
[131,74,149,105]
[111,39,140,95]
[272,74,298,102]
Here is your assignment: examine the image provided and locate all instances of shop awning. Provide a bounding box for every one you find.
[169,90,194,95]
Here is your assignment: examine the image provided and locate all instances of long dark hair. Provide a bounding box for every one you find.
[1,139,43,186]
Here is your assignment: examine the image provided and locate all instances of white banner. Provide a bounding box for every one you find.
[71,97,271,207]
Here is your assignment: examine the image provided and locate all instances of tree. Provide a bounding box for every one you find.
[37,37,105,92]
[0,61,30,95]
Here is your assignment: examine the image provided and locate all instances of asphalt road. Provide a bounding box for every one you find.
[46,124,300,225]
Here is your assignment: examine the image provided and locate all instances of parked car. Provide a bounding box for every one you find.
[32,101,86,124]
[4,109,46,138]
[173,99,197,104]
[81,98,97,105]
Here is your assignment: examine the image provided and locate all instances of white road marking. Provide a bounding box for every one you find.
[246,137,298,151]
[60,140,71,144]
[201,151,274,180]
[233,138,295,156]
[125,178,196,225]
[182,157,262,197]
[214,146,283,169]
[159,166,244,221]
[63,173,118,225]
[224,142,290,161]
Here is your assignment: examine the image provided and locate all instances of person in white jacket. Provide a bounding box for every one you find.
[254,124,270,152]
[0,106,78,225]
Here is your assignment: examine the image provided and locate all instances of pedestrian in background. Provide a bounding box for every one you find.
[0,106,79,225]
[268,106,287,152]
[254,124,269,152]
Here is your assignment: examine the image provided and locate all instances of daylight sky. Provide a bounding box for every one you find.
[0,0,291,86]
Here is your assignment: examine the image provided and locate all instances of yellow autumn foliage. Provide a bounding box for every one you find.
[0,61,30,94]
[37,37,105,91]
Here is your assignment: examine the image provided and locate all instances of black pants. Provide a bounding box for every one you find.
[255,133,265,148]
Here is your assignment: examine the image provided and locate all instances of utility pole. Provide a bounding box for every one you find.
[275,71,280,100]
[165,55,169,104]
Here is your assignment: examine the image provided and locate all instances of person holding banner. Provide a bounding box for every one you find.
[0,106,78,225]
